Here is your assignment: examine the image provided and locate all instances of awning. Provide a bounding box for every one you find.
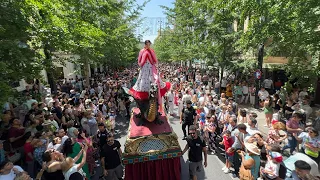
[263,56,288,68]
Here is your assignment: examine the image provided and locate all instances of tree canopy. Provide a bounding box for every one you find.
[0,0,145,105]
[154,0,320,87]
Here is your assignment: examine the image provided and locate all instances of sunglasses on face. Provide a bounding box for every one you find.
[189,132,196,135]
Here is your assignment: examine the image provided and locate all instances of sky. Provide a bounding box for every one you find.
[135,0,175,42]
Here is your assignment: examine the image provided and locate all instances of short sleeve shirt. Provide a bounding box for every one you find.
[0,166,23,180]
[298,132,320,149]
[187,136,206,162]
[101,140,121,169]
[182,107,197,123]
[286,119,300,135]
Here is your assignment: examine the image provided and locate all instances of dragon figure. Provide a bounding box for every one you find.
[133,83,163,126]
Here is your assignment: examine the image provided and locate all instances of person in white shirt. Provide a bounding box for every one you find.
[242,82,249,104]
[198,93,205,106]
[221,78,227,92]
[61,143,88,180]
[0,160,24,180]
[166,90,175,115]
[214,80,220,95]
[244,118,260,136]
[182,90,192,104]
[57,128,69,152]
[260,152,282,179]
[263,77,274,94]
[299,88,308,101]
[258,87,269,102]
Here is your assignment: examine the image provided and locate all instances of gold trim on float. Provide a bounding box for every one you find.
[124,131,181,157]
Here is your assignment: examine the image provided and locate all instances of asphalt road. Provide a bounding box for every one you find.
[111,103,234,180]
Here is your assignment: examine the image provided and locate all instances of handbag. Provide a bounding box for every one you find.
[239,160,254,180]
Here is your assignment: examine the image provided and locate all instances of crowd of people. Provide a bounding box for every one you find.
[0,61,319,180]
[167,67,320,180]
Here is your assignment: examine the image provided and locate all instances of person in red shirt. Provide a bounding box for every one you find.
[8,118,27,149]
[220,130,234,173]
[24,134,34,178]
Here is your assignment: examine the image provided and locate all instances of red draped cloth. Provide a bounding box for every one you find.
[124,157,181,180]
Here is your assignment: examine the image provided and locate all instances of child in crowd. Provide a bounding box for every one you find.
[272,108,281,123]
[259,151,282,180]
[109,110,116,135]
[118,98,127,117]
[199,112,206,136]
[220,130,234,173]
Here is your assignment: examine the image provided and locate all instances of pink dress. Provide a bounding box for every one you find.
[129,48,170,100]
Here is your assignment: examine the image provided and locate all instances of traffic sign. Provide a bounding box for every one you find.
[255,69,262,79]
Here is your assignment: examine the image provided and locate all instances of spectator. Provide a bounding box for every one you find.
[239,142,261,180]
[263,96,273,128]
[0,160,24,180]
[62,138,90,179]
[283,112,304,155]
[220,130,234,174]
[293,127,320,162]
[259,151,283,179]
[61,143,88,180]
[245,118,259,136]
[292,160,315,180]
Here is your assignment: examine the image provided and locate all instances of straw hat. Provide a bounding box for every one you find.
[85,99,92,105]
[244,142,261,155]
[99,99,104,104]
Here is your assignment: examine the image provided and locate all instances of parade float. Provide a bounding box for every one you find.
[123,40,181,180]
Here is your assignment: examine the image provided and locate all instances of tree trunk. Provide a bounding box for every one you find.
[255,44,264,109]
[83,59,90,88]
[220,66,224,84]
[44,44,57,94]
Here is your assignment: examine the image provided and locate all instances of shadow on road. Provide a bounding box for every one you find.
[114,114,130,139]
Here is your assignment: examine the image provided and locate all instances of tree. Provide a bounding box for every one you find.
[233,0,320,89]
[0,0,145,105]
[0,0,43,105]
[157,0,240,79]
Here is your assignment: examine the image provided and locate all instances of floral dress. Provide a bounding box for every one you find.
[129,48,169,100]
[207,122,217,151]
[266,129,281,145]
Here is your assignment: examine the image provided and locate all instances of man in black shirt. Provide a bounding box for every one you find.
[96,123,110,149]
[180,100,197,140]
[101,134,123,180]
[182,125,207,180]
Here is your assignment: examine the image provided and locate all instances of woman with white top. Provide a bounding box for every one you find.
[241,82,249,104]
[61,143,88,180]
